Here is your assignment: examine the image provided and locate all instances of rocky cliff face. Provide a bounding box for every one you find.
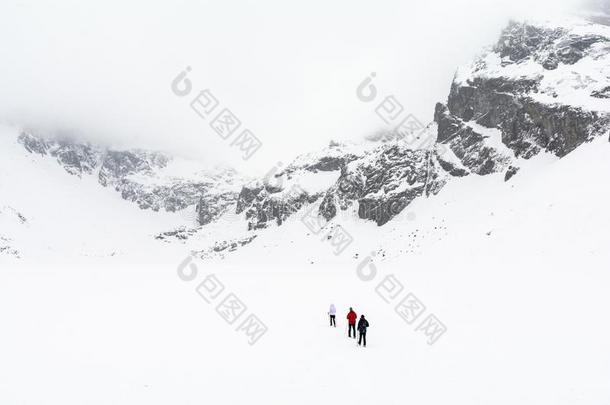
[235,17,610,230]
[234,142,362,230]
[17,132,245,224]
[318,140,451,226]
[234,129,460,228]
[436,18,610,172]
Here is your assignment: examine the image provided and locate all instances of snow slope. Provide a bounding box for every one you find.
[1,126,609,404]
[0,124,191,261]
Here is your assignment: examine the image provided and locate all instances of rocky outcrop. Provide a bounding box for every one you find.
[504,166,520,182]
[436,18,610,171]
[435,103,514,173]
[442,79,607,159]
[592,86,610,98]
[0,206,27,259]
[320,144,450,226]
[236,137,458,228]
[493,20,608,68]
[233,142,367,230]
[155,227,199,242]
[235,181,318,230]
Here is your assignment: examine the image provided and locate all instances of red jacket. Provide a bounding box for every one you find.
[347,310,357,325]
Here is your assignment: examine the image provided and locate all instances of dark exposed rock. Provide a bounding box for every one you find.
[196,192,237,225]
[319,168,365,222]
[317,144,452,226]
[494,21,608,67]
[435,103,513,174]
[237,141,451,228]
[591,86,610,98]
[236,183,265,214]
[436,154,470,178]
[155,227,198,242]
[542,54,560,70]
[435,18,610,186]
[305,156,348,173]
[555,34,607,64]
[354,147,441,225]
[235,142,372,229]
[441,21,610,161]
[494,21,564,63]
[504,166,520,182]
[442,78,608,160]
[447,78,539,126]
[236,181,318,230]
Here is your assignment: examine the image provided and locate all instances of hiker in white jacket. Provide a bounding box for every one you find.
[328,304,337,327]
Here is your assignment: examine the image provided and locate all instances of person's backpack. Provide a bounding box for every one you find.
[358,318,369,332]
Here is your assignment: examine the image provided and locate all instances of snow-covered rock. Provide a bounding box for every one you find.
[17,132,247,224]
[0,206,27,258]
[236,18,610,230]
[441,17,610,167]
[234,137,449,228]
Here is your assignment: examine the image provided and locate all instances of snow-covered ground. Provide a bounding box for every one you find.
[1,123,609,404]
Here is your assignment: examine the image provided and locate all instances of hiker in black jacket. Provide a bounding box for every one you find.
[357,315,370,347]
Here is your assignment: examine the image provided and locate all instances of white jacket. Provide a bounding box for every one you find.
[329,304,336,315]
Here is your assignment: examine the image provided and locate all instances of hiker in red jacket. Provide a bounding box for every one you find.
[347,307,357,338]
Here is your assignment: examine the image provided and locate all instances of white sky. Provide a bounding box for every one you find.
[0,0,583,175]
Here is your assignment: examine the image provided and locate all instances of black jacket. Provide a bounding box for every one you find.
[357,318,369,333]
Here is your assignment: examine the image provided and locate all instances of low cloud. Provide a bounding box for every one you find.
[0,0,585,174]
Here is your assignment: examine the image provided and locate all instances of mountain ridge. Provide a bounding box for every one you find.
[3,15,609,259]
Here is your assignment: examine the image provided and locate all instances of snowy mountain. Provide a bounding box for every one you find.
[17,131,246,222]
[234,134,449,229]
[223,16,610,236]
[1,13,610,405]
[0,128,253,260]
[2,16,609,261]
[441,17,610,161]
